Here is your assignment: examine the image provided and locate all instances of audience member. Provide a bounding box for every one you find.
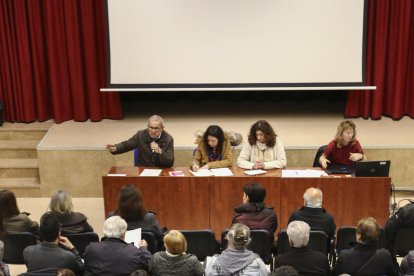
[237,120,286,169]
[191,125,233,171]
[130,269,150,276]
[401,250,414,275]
[232,183,278,235]
[56,268,75,276]
[0,240,10,276]
[274,221,330,276]
[0,189,39,235]
[150,230,203,276]
[270,265,299,276]
[44,190,93,234]
[106,115,174,167]
[333,217,398,276]
[319,120,366,169]
[23,212,84,275]
[288,187,336,238]
[84,216,151,275]
[107,185,163,243]
[205,223,269,276]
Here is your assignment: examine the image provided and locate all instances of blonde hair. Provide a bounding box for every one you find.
[356,217,380,243]
[49,190,73,213]
[335,120,357,147]
[227,223,250,250]
[164,230,187,255]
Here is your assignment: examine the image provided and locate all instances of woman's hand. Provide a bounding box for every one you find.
[349,152,364,161]
[319,156,330,169]
[200,164,209,170]
[253,160,264,169]
[192,164,200,172]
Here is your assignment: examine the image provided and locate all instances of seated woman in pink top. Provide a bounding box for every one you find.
[319,120,367,169]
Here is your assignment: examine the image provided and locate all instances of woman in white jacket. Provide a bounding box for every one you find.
[237,120,287,170]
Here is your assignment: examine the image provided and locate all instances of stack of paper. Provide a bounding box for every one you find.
[139,169,162,176]
[169,171,185,176]
[189,169,214,177]
[210,168,234,176]
[282,169,327,178]
[244,169,267,176]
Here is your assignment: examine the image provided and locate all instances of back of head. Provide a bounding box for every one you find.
[303,187,323,208]
[130,269,150,276]
[40,212,61,242]
[117,185,146,220]
[226,223,250,250]
[0,189,20,218]
[244,183,266,203]
[356,216,380,243]
[56,269,75,276]
[103,215,127,239]
[163,230,187,255]
[49,190,73,213]
[287,221,310,248]
[271,265,299,276]
[248,120,276,147]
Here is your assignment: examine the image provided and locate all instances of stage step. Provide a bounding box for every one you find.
[0,177,41,196]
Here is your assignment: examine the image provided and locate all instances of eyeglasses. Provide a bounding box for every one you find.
[148,126,161,131]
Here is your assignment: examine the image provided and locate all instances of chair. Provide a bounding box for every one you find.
[180,230,220,261]
[134,148,139,166]
[393,227,414,256]
[312,145,327,167]
[141,231,160,254]
[277,230,328,255]
[335,226,387,255]
[221,229,274,264]
[1,232,38,264]
[65,232,99,257]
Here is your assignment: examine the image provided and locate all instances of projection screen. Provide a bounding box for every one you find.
[104,0,367,91]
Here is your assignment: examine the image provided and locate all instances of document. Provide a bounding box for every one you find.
[189,169,214,177]
[107,173,127,177]
[282,169,327,178]
[139,169,162,176]
[169,171,185,176]
[125,228,142,248]
[210,168,234,176]
[244,169,267,176]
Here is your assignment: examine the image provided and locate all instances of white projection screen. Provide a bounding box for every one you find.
[105,0,367,91]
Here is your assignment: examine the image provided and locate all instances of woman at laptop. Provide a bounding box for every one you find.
[319,120,366,169]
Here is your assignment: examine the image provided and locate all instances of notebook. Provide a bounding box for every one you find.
[355,160,391,177]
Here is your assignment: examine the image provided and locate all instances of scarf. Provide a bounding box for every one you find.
[255,142,274,162]
[214,248,257,275]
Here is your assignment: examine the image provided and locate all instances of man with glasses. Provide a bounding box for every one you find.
[106,115,174,167]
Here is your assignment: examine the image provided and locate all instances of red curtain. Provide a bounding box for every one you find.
[0,0,123,123]
[345,0,414,119]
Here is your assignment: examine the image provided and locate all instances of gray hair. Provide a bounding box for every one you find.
[226,223,251,250]
[287,221,310,248]
[148,115,164,128]
[49,190,73,213]
[303,187,323,208]
[103,216,127,239]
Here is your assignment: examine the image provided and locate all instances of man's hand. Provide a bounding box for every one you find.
[139,240,148,247]
[106,144,117,153]
[58,236,75,250]
[150,142,161,154]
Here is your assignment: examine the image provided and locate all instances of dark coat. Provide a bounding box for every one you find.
[232,202,278,234]
[43,211,93,234]
[288,206,336,238]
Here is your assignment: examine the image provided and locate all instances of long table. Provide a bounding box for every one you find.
[102,167,391,239]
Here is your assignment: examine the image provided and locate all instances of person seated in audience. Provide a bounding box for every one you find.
[107,185,163,243]
[0,189,39,235]
[56,268,75,276]
[23,212,84,275]
[205,223,270,276]
[237,120,286,170]
[319,120,366,169]
[84,216,151,275]
[0,240,10,276]
[191,125,233,171]
[401,250,414,275]
[288,187,336,239]
[43,190,93,234]
[106,115,175,168]
[232,183,278,235]
[274,221,330,276]
[150,230,203,276]
[333,217,398,276]
[270,265,299,276]
[130,269,150,276]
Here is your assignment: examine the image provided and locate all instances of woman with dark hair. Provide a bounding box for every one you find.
[191,125,233,172]
[107,185,163,240]
[319,120,366,169]
[237,120,286,169]
[0,189,39,235]
[232,183,277,235]
[333,217,398,276]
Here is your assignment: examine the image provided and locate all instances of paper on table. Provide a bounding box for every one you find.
[189,169,214,177]
[169,171,185,176]
[210,168,233,176]
[282,169,327,178]
[139,169,162,176]
[107,173,127,177]
[125,228,142,248]
[244,169,266,176]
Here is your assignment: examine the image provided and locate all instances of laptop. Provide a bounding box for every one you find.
[355,160,391,177]
[325,165,356,175]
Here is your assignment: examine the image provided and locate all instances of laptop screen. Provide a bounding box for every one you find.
[355,160,391,177]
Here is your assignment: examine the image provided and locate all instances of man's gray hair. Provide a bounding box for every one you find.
[303,187,323,208]
[148,115,164,128]
[287,220,310,248]
[103,216,127,239]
